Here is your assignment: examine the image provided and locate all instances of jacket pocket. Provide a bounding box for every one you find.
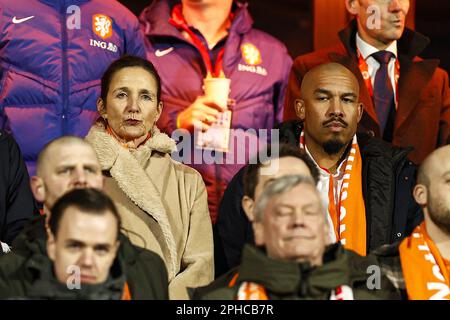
[69,80,101,117]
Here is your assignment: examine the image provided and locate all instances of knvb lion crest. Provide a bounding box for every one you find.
[93,14,113,39]
[241,43,262,66]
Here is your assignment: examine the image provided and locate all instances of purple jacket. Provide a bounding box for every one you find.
[0,0,145,176]
[140,0,292,222]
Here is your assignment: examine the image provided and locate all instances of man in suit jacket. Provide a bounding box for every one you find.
[284,0,450,164]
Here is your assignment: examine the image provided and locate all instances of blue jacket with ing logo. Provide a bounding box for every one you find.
[0,0,145,176]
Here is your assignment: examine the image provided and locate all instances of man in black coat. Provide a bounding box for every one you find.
[0,130,37,253]
[215,62,422,276]
[0,136,168,299]
[0,188,168,300]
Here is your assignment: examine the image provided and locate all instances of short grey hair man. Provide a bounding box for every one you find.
[253,174,320,221]
[251,174,329,267]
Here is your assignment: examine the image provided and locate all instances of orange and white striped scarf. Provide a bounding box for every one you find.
[229,273,354,300]
[228,273,269,300]
[236,282,269,300]
[399,222,450,300]
[300,132,367,256]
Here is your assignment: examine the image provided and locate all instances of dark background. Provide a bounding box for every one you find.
[415,0,450,73]
[119,0,449,73]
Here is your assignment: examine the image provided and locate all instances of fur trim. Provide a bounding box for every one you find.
[85,124,178,277]
[86,122,176,170]
[147,126,177,154]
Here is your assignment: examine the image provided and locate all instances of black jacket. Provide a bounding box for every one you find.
[17,243,130,300]
[214,120,422,277]
[0,215,169,299]
[0,130,37,246]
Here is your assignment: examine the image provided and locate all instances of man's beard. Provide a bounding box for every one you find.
[428,191,450,235]
[322,138,346,156]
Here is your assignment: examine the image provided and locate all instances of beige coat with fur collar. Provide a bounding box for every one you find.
[86,123,213,299]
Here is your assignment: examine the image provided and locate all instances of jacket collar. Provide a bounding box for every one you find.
[338,19,431,60]
[25,251,126,300]
[278,120,412,166]
[141,0,253,39]
[86,121,176,170]
[237,244,359,298]
[85,123,178,278]
[357,131,413,161]
[11,215,47,256]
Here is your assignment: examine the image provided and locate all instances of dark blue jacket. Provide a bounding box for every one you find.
[215,120,423,277]
[0,0,145,176]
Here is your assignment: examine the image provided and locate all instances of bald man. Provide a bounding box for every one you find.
[375,145,450,300]
[0,136,169,299]
[0,136,104,252]
[280,62,420,254]
[31,136,104,217]
[284,0,450,165]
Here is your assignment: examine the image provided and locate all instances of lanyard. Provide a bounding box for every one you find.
[357,49,400,105]
[169,4,228,78]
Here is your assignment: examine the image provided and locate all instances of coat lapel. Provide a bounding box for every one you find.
[335,20,380,135]
[396,56,439,131]
[334,20,439,137]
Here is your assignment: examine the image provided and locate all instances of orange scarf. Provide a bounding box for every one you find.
[121,282,132,300]
[399,222,450,300]
[236,282,269,300]
[228,273,268,300]
[229,273,353,300]
[300,133,367,256]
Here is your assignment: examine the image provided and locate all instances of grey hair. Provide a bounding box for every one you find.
[253,174,318,221]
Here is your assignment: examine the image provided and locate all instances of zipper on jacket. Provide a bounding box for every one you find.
[390,150,413,242]
[60,1,69,134]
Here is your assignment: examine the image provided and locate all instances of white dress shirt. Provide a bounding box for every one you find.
[356,33,398,107]
[304,145,347,244]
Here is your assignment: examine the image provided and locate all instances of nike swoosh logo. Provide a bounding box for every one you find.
[155,47,174,57]
[12,16,35,24]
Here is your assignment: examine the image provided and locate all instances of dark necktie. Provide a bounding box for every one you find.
[371,51,395,139]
